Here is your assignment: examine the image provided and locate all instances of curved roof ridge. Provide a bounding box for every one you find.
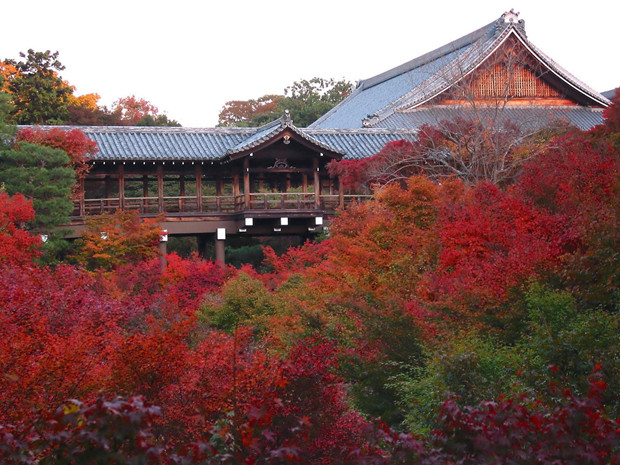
[27,125,258,135]
[364,23,514,127]
[361,19,499,91]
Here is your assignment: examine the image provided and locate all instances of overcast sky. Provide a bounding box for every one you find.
[3,0,618,127]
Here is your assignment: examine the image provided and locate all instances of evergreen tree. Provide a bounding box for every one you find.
[4,50,72,124]
[0,142,74,234]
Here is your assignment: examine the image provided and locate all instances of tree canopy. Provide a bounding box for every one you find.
[1,50,180,127]
[218,77,352,127]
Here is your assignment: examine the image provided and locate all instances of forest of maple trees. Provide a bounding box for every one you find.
[0,49,620,463]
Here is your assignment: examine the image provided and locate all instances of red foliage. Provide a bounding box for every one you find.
[16,127,97,191]
[0,264,123,423]
[112,95,159,123]
[422,181,563,326]
[327,157,371,192]
[514,131,619,307]
[259,240,332,289]
[0,192,41,266]
[433,374,620,464]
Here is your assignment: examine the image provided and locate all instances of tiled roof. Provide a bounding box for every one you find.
[310,11,611,130]
[22,124,415,162]
[77,126,255,161]
[377,106,605,132]
[306,129,417,159]
[225,112,346,157]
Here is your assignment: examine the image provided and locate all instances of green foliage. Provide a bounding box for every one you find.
[199,272,284,333]
[0,90,15,145]
[225,244,264,268]
[394,335,516,435]
[218,77,352,127]
[4,50,72,124]
[519,284,620,411]
[0,142,74,233]
[135,113,181,127]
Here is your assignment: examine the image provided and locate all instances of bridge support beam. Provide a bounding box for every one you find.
[215,236,225,266]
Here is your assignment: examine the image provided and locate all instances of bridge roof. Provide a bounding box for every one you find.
[26,123,417,162]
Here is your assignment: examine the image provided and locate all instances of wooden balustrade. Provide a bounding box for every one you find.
[74,193,372,218]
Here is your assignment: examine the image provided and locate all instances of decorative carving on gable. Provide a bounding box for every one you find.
[268,158,295,170]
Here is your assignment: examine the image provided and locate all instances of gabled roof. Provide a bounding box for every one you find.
[22,121,417,162]
[223,111,345,160]
[310,10,611,130]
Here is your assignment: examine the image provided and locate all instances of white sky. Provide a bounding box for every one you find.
[2,0,618,127]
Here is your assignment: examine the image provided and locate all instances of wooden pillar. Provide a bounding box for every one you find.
[302,173,308,193]
[157,165,164,213]
[118,164,125,209]
[313,158,320,208]
[216,177,223,212]
[142,175,149,213]
[338,175,344,209]
[243,158,250,208]
[215,235,225,266]
[179,175,185,211]
[233,173,240,198]
[158,239,167,270]
[78,177,85,217]
[195,165,203,212]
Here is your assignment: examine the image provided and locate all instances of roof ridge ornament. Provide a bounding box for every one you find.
[499,9,527,37]
[281,109,293,127]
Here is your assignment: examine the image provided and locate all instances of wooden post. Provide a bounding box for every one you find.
[216,176,223,212]
[313,158,320,208]
[159,239,167,270]
[179,175,185,212]
[338,175,344,209]
[215,235,225,266]
[243,158,250,209]
[232,173,240,198]
[157,165,164,213]
[78,177,85,217]
[118,164,125,210]
[195,165,202,212]
[142,175,149,213]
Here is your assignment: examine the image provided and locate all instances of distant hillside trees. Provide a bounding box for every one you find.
[218,77,352,127]
[1,49,180,126]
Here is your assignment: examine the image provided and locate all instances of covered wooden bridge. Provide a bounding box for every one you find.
[69,113,414,261]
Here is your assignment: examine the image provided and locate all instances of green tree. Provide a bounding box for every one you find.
[279,77,352,126]
[4,50,72,124]
[0,142,74,234]
[0,87,15,147]
[218,77,352,127]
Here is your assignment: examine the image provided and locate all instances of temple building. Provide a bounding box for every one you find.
[311,9,610,130]
[50,10,612,262]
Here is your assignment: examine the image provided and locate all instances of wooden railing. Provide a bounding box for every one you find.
[74,193,372,217]
[248,193,316,210]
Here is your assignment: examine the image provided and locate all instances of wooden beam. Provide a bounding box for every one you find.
[313,158,320,208]
[78,177,85,217]
[157,165,164,213]
[243,158,250,208]
[118,164,125,209]
[195,165,203,212]
[143,175,149,213]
